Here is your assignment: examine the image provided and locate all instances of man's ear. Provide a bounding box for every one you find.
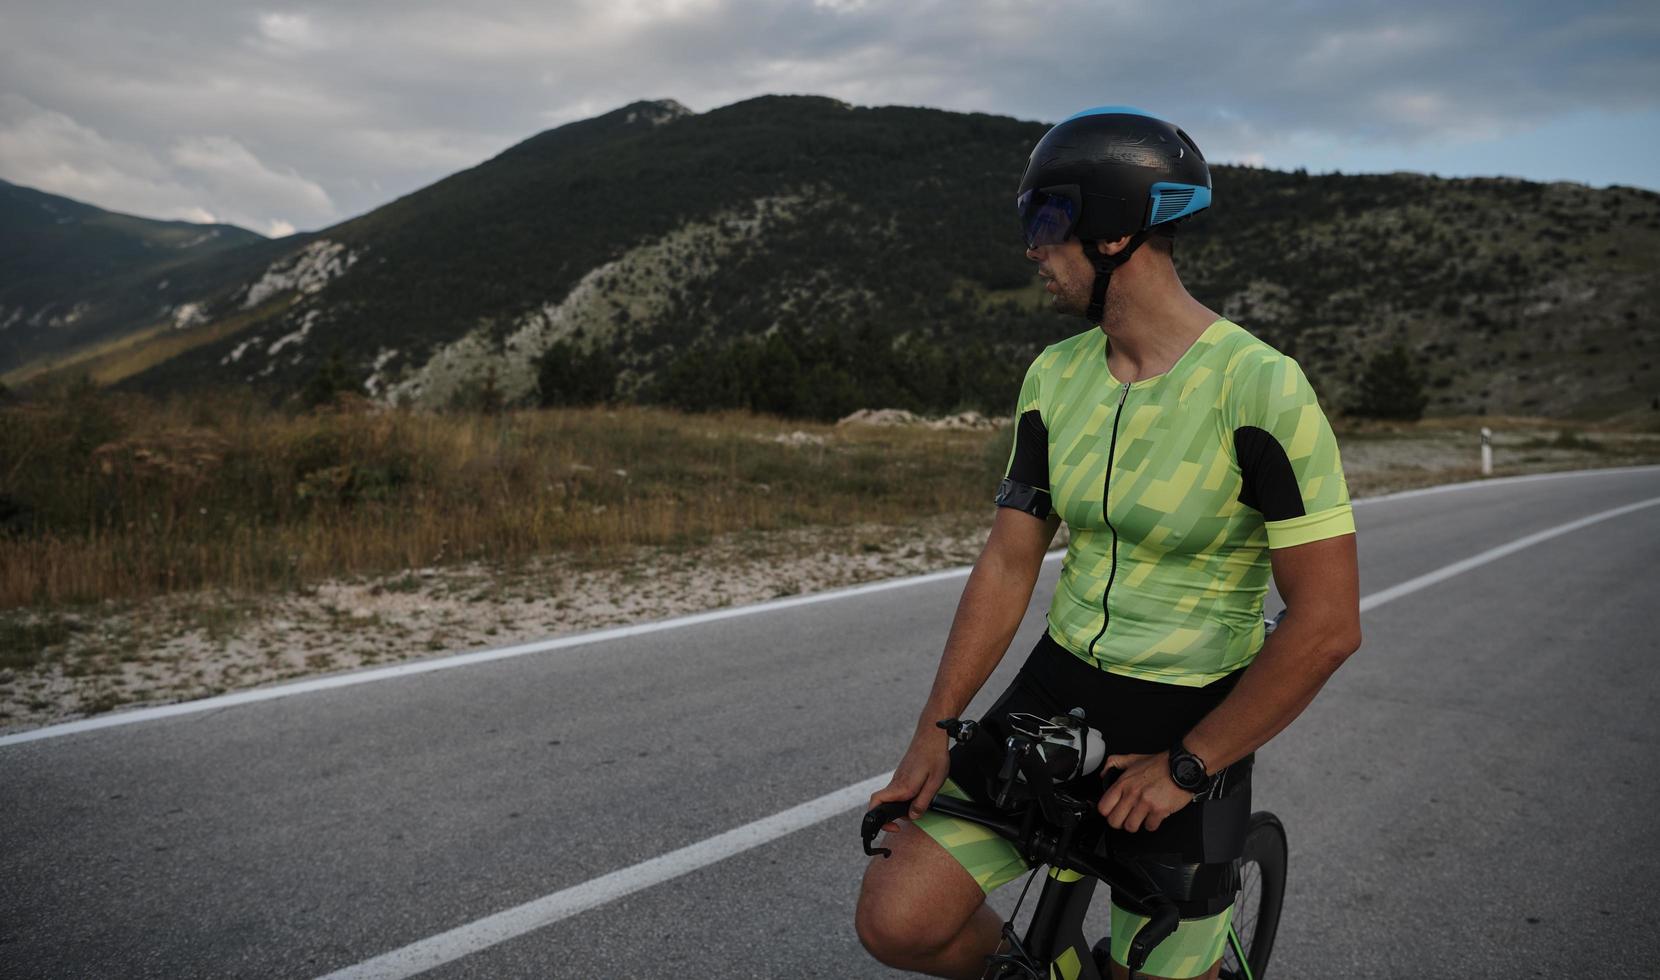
[1099,234,1135,257]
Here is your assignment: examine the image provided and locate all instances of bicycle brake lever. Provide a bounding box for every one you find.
[860,802,912,858]
[1126,899,1181,973]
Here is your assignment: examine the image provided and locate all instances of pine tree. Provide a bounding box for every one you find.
[1352,345,1428,421]
[299,347,357,411]
[536,341,616,407]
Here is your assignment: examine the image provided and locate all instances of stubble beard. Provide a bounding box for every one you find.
[1053,271,1129,327]
[1052,274,1093,320]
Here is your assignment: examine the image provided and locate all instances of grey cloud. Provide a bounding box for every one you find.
[0,94,332,233]
[2,0,1655,233]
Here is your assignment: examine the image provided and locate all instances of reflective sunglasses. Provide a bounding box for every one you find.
[1016,185,1082,249]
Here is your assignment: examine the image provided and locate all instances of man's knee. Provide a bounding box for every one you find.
[854,865,963,964]
[854,890,940,966]
[854,890,965,967]
[853,823,983,966]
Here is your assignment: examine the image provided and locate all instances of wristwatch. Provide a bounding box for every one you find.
[1167,740,1214,794]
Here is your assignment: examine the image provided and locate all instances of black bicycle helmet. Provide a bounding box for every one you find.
[1017,106,1211,322]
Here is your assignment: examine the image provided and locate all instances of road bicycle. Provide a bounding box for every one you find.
[860,624,1289,979]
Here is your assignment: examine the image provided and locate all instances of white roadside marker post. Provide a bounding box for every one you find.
[1481,426,1493,476]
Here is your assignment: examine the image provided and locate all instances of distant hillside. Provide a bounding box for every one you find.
[0,180,274,370]
[6,97,1659,421]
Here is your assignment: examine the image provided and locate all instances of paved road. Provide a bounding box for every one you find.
[3,467,1658,979]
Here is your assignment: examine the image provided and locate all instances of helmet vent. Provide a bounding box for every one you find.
[1150,187,1195,224]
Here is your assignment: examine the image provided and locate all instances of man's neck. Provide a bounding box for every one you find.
[1098,278,1219,383]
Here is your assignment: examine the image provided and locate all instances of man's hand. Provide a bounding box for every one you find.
[867,726,951,832]
[1097,752,1194,833]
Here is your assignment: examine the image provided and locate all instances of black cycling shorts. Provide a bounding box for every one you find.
[942,631,1253,915]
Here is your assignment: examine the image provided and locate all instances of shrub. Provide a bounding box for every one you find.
[1351,345,1429,421]
[537,340,617,407]
[298,347,362,411]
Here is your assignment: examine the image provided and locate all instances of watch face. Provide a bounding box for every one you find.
[1172,754,1205,789]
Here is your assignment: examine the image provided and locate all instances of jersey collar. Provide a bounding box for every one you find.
[1102,318,1232,389]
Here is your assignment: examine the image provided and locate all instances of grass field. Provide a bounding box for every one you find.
[0,387,1009,609]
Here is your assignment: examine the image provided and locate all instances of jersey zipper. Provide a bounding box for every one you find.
[1087,380,1133,661]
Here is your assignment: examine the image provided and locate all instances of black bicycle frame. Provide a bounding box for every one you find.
[1014,867,1103,979]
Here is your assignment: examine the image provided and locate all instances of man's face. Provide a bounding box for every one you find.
[1027,239,1097,318]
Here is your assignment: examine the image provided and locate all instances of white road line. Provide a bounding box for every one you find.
[312,493,1660,980]
[2,462,1655,748]
[313,774,894,980]
[1358,495,1660,611]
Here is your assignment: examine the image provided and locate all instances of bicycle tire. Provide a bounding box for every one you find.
[1219,810,1287,980]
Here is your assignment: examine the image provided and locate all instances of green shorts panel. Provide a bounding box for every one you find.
[1109,903,1233,979]
[913,779,1030,893]
[918,779,1235,979]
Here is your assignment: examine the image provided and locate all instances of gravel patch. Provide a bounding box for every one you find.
[0,515,999,734]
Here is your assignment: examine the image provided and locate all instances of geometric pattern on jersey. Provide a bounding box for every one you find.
[1002,318,1354,687]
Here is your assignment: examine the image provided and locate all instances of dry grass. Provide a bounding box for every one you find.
[6,387,1658,614]
[1,387,1008,609]
[1,297,293,391]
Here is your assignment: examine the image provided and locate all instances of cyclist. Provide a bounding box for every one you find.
[855,107,1362,980]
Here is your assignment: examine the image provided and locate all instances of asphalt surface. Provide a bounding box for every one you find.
[3,466,1658,979]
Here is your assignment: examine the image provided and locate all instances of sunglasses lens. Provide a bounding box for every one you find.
[1018,190,1076,249]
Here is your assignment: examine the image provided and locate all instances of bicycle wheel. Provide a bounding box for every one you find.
[1218,811,1286,980]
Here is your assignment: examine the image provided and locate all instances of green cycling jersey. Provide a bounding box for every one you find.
[996,318,1354,686]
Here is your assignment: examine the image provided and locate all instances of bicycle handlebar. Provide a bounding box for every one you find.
[859,711,1186,973]
[861,791,1181,972]
[862,618,1287,975]
[1128,903,1181,971]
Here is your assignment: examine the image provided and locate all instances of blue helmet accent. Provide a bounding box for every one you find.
[1146,181,1212,227]
[1062,105,1158,123]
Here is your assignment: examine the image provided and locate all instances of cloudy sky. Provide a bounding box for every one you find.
[3,0,1657,237]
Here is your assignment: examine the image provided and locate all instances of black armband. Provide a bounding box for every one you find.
[995,478,1053,519]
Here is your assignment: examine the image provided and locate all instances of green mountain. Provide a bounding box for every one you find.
[7,97,1659,422]
[0,179,273,370]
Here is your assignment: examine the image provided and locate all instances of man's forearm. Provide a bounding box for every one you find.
[1181,611,1360,773]
[914,550,1039,733]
